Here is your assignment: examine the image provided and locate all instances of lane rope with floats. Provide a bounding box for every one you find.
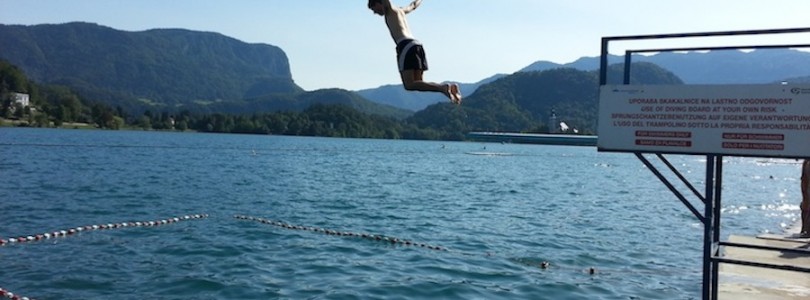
[233,215,611,275]
[0,214,208,300]
[2,213,625,299]
[234,215,448,251]
[0,214,209,247]
[1,287,33,300]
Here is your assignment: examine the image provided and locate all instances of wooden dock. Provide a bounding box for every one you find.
[718,224,810,299]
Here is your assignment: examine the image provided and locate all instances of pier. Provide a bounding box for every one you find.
[719,224,810,299]
[466,132,597,147]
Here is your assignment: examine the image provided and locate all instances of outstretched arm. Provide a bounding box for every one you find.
[401,0,422,14]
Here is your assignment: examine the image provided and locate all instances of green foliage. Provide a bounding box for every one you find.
[207,88,413,120]
[0,21,688,140]
[0,23,418,120]
[179,103,410,139]
[0,22,301,113]
[409,63,683,135]
[0,60,31,94]
[0,59,125,128]
[605,62,685,85]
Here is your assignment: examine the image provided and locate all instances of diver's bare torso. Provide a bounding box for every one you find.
[369,0,461,104]
[383,1,416,43]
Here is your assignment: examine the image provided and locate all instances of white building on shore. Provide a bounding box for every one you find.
[11,92,30,107]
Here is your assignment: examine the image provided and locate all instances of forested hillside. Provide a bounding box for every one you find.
[356,74,507,112]
[2,22,688,140]
[407,62,684,139]
[521,49,810,84]
[0,22,413,118]
[1,59,123,128]
[0,59,426,137]
[0,22,298,111]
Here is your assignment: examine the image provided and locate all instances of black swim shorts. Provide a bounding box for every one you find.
[396,39,428,72]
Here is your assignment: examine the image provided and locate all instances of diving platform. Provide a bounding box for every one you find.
[598,27,810,300]
[466,132,597,147]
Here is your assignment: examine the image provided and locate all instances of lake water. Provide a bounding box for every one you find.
[0,128,803,299]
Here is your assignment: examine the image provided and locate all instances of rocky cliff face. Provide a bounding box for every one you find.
[0,22,301,108]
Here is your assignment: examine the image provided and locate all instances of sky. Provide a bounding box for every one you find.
[3,0,810,91]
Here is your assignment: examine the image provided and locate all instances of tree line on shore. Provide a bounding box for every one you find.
[0,59,450,139]
[5,58,681,139]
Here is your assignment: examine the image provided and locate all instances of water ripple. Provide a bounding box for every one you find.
[0,128,802,299]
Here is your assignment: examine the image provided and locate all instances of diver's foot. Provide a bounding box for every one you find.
[444,84,460,104]
[450,84,462,105]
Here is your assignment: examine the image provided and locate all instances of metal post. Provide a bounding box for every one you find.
[600,38,609,85]
[702,155,716,299]
[623,52,632,84]
[711,157,723,299]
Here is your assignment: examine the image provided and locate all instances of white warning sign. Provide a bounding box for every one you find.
[598,84,810,157]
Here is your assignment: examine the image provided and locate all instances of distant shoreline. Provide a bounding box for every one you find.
[1,117,95,129]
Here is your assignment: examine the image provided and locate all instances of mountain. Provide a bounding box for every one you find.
[0,23,298,108]
[407,62,683,139]
[0,22,407,118]
[519,49,810,84]
[359,49,810,111]
[356,73,506,112]
[200,88,412,119]
[519,60,564,73]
